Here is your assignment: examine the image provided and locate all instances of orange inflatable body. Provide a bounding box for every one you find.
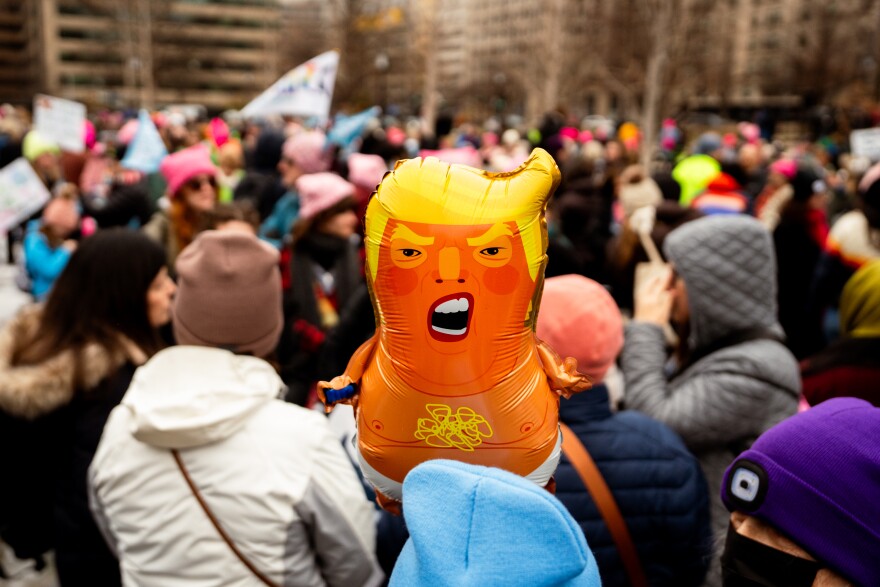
[320,148,590,507]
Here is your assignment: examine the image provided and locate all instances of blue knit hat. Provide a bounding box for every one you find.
[389,460,600,587]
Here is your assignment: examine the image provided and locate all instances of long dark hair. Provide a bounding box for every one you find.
[13,229,167,373]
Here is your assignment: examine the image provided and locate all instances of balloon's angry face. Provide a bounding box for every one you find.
[375,218,535,390]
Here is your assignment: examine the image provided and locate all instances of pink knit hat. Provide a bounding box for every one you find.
[116,119,139,146]
[560,126,579,141]
[769,158,797,181]
[347,153,387,192]
[42,198,80,235]
[536,275,623,383]
[159,144,218,198]
[173,231,282,358]
[296,172,356,221]
[282,131,331,175]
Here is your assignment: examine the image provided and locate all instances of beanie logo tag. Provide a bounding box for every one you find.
[731,468,760,503]
[727,459,768,511]
[414,404,493,452]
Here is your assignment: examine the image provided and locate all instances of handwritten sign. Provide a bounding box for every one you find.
[0,158,52,232]
[34,94,86,153]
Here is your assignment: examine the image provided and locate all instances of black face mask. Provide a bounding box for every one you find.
[722,522,822,587]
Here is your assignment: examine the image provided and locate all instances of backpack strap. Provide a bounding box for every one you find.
[560,423,649,587]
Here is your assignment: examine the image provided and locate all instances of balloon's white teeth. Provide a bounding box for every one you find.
[431,326,467,336]
[435,297,470,314]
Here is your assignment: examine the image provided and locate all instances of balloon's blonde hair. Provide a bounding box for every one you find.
[363,149,560,330]
[364,148,560,284]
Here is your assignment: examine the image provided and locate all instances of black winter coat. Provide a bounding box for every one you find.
[0,306,148,586]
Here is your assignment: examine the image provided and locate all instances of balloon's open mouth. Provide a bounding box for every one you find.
[428,292,474,342]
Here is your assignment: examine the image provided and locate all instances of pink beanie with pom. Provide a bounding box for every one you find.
[116,119,139,146]
[347,153,387,193]
[296,173,356,221]
[769,159,797,181]
[282,131,331,175]
[536,275,624,383]
[159,144,218,198]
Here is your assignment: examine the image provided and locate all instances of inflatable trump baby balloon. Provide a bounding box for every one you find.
[319,148,591,511]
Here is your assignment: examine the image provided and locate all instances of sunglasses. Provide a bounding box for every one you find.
[185,175,217,191]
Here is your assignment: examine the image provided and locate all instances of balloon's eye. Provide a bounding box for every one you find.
[401,249,421,258]
[472,239,512,267]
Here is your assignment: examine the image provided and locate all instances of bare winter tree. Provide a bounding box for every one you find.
[784,0,880,105]
[589,0,723,165]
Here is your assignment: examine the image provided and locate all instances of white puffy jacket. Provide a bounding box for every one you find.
[89,346,382,587]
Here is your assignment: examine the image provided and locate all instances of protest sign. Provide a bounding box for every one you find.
[34,94,87,153]
[0,158,52,232]
[851,128,880,162]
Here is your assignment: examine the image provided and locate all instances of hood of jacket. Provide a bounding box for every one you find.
[122,346,284,449]
[0,305,147,420]
[664,215,781,350]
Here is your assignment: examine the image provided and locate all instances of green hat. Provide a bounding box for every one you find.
[23,130,61,162]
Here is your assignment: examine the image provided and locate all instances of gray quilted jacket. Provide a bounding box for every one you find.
[622,216,799,579]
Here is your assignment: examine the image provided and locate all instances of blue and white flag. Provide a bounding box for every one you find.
[121,110,168,173]
[328,106,381,148]
[241,51,339,121]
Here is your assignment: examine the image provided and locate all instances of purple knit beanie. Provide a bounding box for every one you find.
[721,398,880,586]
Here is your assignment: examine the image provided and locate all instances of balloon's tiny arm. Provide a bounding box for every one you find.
[317,332,379,413]
[323,383,358,404]
[535,337,592,399]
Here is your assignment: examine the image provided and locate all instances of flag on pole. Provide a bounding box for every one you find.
[328,106,381,148]
[121,110,169,174]
[241,51,339,121]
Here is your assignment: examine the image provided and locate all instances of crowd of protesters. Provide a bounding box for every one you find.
[0,100,879,587]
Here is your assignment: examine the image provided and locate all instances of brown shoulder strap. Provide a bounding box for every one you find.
[559,423,649,587]
[172,450,281,587]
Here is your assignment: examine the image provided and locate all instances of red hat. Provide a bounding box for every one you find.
[536,275,623,383]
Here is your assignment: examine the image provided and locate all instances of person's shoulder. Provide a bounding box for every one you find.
[712,337,797,368]
[691,338,801,396]
[599,410,696,459]
[250,400,332,444]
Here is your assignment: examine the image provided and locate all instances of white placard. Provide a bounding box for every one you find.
[851,128,880,162]
[0,158,52,232]
[33,94,86,153]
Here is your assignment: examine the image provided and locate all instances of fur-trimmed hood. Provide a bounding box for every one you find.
[0,305,148,420]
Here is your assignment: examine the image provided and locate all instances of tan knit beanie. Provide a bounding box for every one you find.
[618,165,662,218]
[173,231,282,358]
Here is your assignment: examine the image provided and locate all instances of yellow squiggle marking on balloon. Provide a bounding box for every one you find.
[414,404,494,452]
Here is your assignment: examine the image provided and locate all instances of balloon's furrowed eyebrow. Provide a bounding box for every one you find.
[391,224,435,245]
[466,223,513,247]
